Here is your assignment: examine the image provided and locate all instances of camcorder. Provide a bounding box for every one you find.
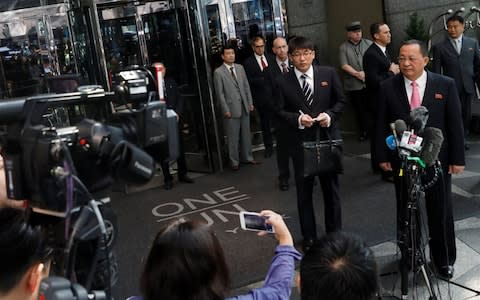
[0,67,172,299]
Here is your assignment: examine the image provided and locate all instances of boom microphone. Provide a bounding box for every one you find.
[419,127,444,166]
[410,106,429,134]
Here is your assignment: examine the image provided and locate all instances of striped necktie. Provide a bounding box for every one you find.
[301,74,313,106]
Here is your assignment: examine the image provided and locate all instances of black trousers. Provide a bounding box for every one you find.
[348,89,369,137]
[394,164,456,268]
[275,125,291,181]
[291,143,342,239]
[256,106,273,149]
[459,90,473,136]
[145,120,188,183]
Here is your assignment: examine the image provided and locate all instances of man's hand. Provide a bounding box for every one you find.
[390,63,400,74]
[249,104,254,112]
[449,165,465,174]
[315,112,330,127]
[224,111,232,118]
[355,71,365,82]
[300,114,315,127]
[379,162,392,172]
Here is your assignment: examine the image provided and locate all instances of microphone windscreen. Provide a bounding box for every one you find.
[386,135,397,150]
[420,127,444,166]
[410,106,429,134]
[394,119,408,138]
[411,119,424,134]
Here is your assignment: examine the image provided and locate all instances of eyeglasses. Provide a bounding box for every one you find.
[291,50,313,58]
[254,44,265,48]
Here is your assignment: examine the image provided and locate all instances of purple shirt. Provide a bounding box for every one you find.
[128,245,301,300]
[226,245,302,300]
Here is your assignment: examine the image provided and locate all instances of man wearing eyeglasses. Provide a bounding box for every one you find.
[243,35,276,158]
[375,40,464,280]
[273,36,346,252]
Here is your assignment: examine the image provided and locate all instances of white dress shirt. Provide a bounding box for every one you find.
[403,70,427,106]
[255,53,268,70]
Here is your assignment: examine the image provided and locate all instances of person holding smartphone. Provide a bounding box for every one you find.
[129,210,301,300]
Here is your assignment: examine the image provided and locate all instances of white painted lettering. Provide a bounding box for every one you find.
[152,202,184,217]
[183,194,217,210]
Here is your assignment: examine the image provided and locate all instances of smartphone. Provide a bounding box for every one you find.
[239,211,275,233]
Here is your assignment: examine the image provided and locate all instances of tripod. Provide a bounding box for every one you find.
[398,157,438,300]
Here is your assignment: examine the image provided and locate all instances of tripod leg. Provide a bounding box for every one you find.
[419,264,437,300]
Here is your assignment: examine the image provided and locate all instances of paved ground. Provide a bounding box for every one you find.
[110,132,480,299]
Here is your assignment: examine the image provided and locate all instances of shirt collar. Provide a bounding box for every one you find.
[403,70,427,87]
[374,42,387,53]
[224,62,234,69]
[294,65,314,80]
[276,57,288,65]
[255,53,265,60]
[450,34,463,43]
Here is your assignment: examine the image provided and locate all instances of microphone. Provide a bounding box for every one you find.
[386,135,397,150]
[471,6,480,13]
[410,106,429,134]
[394,119,408,139]
[419,127,444,166]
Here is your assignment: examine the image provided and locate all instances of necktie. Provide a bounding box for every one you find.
[230,67,237,82]
[456,39,462,54]
[281,62,288,73]
[301,74,313,106]
[410,80,421,110]
[260,56,267,70]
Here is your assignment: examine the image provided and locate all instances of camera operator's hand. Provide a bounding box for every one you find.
[0,157,25,209]
[258,210,293,246]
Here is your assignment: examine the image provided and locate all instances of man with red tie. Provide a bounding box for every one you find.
[375,40,465,279]
[243,35,276,158]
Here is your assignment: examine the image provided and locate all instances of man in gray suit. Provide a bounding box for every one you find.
[214,45,259,170]
[432,15,480,149]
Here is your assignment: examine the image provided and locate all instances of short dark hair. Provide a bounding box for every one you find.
[370,22,386,39]
[288,36,315,54]
[300,232,378,300]
[221,44,236,55]
[0,208,51,294]
[140,219,230,300]
[447,15,464,24]
[400,39,429,57]
[251,35,265,45]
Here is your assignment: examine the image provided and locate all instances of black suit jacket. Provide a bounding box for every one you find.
[164,77,184,116]
[363,43,394,106]
[431,35,480,95]
[375,71,465,167]
[274,65,345,143]
[243,53,276,108]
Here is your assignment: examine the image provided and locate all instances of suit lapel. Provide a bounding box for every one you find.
[395,75,410,111]
[422,71,435,108]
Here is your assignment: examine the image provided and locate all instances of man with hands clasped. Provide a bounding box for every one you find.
[274,36,345,252]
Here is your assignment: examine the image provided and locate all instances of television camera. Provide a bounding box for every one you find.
[0,67,171,299]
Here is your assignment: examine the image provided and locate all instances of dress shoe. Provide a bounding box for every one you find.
[437,265,454,280]
[279,179,289,191]
[302,238,316,253]
[264,147,273,158]
[179,175,194,183]
[231,165,240,171]
[164,180,174,190]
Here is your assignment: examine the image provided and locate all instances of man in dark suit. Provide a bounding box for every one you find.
[145,63,194,189]
[375,40,465,279]
[270,37,294,191]
[432,15,480,149]
[274,36,345,251]
[363,22,399,179]
[243,35,276,158]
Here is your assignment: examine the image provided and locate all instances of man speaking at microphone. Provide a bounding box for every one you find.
[375,40,465,279]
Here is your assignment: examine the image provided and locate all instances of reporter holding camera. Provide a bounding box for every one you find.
[129,210,301,300]
[0,207,52,300]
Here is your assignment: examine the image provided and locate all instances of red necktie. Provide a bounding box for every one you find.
[260,56,267,70]
[410,81,421,109]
